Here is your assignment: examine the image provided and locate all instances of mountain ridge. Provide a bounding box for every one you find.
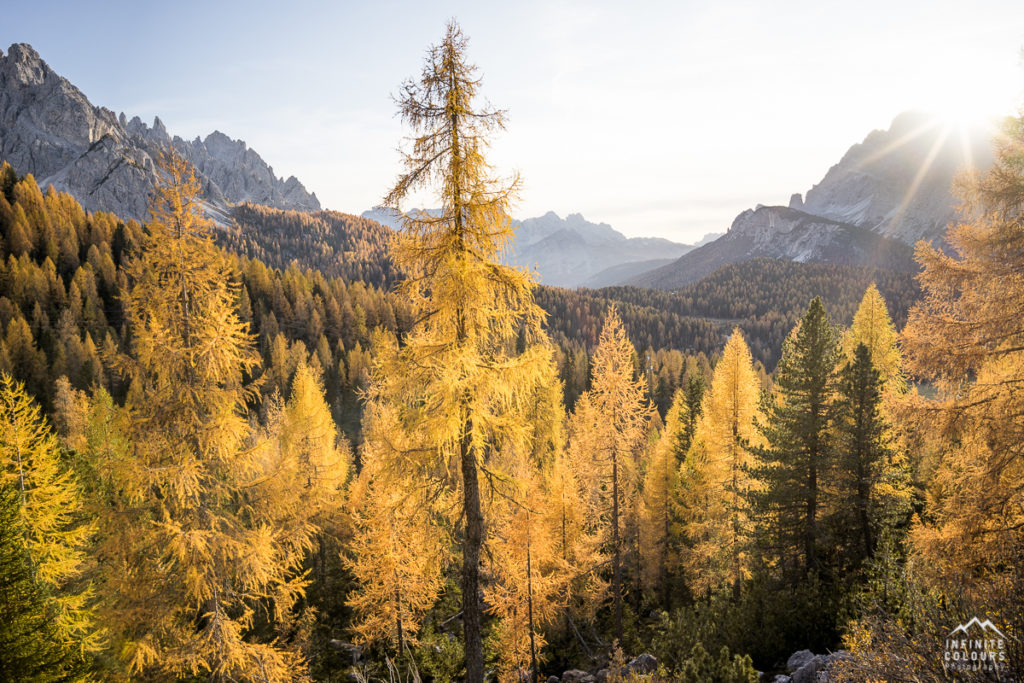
[361,207,718,288]
[0,42,320,221]
[623,111,993,289]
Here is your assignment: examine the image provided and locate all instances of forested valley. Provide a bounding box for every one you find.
[1,21,1022,683]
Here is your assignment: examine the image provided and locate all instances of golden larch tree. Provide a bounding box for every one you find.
[344,389,449,657]
[375,20,550,680]
[104,151,320,680]
[568,305,650,644]
[486,449,564,682]
[639,388,687,601]
[900,113,1024,610]
[0,373,100,652]
[679,329,763,597]
[842,283,904,392]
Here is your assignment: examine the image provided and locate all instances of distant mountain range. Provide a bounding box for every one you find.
[1,42,991,295]
[0,43,320,221]
[362,207,721,288]
[627,111,994,289]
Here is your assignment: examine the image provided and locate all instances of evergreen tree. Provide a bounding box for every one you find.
[374,21,549,680]
[681,373,705,453]
[751,298,840,578]
[832,344,910,570]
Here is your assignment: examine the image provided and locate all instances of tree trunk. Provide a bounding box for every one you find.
[807,415,819,575]
[527,518,538,683]
[460,404,484,683]
[612,448,623,645]
[857,459,873,560]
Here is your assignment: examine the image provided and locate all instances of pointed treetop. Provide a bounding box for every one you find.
[843,284,904,389]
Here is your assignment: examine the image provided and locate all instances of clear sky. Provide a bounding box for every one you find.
[4,0,1023,242]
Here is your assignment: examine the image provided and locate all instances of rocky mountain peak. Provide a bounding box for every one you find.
[2,43,48,86]
[0,42,321,220]
[802,111,992,243]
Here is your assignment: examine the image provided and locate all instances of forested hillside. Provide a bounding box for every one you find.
[0,162,411,441]
[224,200,921,373]
[536,258,918,374]
[226,203,398,289]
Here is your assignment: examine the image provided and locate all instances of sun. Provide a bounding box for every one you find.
[923,84,1017,132]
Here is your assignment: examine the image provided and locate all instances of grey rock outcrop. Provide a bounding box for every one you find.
[775,649,849,683]
[802,111,992,244]
[560,670,595,683]
[0,43,320,221]
[625,653,658,675]
[627,205,916,289]
[786,650,817,672]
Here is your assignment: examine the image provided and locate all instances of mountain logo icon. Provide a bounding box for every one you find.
[948,617,1006,640]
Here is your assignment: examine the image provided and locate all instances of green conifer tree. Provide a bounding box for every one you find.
[832,344,911,570]
[750,297,840,578]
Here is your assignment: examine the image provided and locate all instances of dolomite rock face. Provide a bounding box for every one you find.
[801,110,992,244]
[0,43,320,221]
[627,205,916,289]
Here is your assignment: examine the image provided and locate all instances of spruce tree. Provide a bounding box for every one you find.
[833,343,909,570]
[750,297,840,578]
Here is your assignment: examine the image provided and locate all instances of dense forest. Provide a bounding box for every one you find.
[540,260,919,370]
[1,19,1023,683]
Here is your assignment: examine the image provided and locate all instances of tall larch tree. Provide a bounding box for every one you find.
[751,298,840,579]
[679,330,763,597]
[639,388,687,601]
[0,481,89,681]
[376,21,550,680]
[270,362,350,530]
[105,151,318,680]
[569,305,650,645]
[259,361,351,619]
[900,112,1024,617]
[836,114,1024,681]
[486,450,563,682]
[543,448,606,636]
[0,373,99,655]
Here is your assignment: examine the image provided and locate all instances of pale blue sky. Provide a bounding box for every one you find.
[4,1,1023,241]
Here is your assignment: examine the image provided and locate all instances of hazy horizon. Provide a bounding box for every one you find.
[4,0,1023,242]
